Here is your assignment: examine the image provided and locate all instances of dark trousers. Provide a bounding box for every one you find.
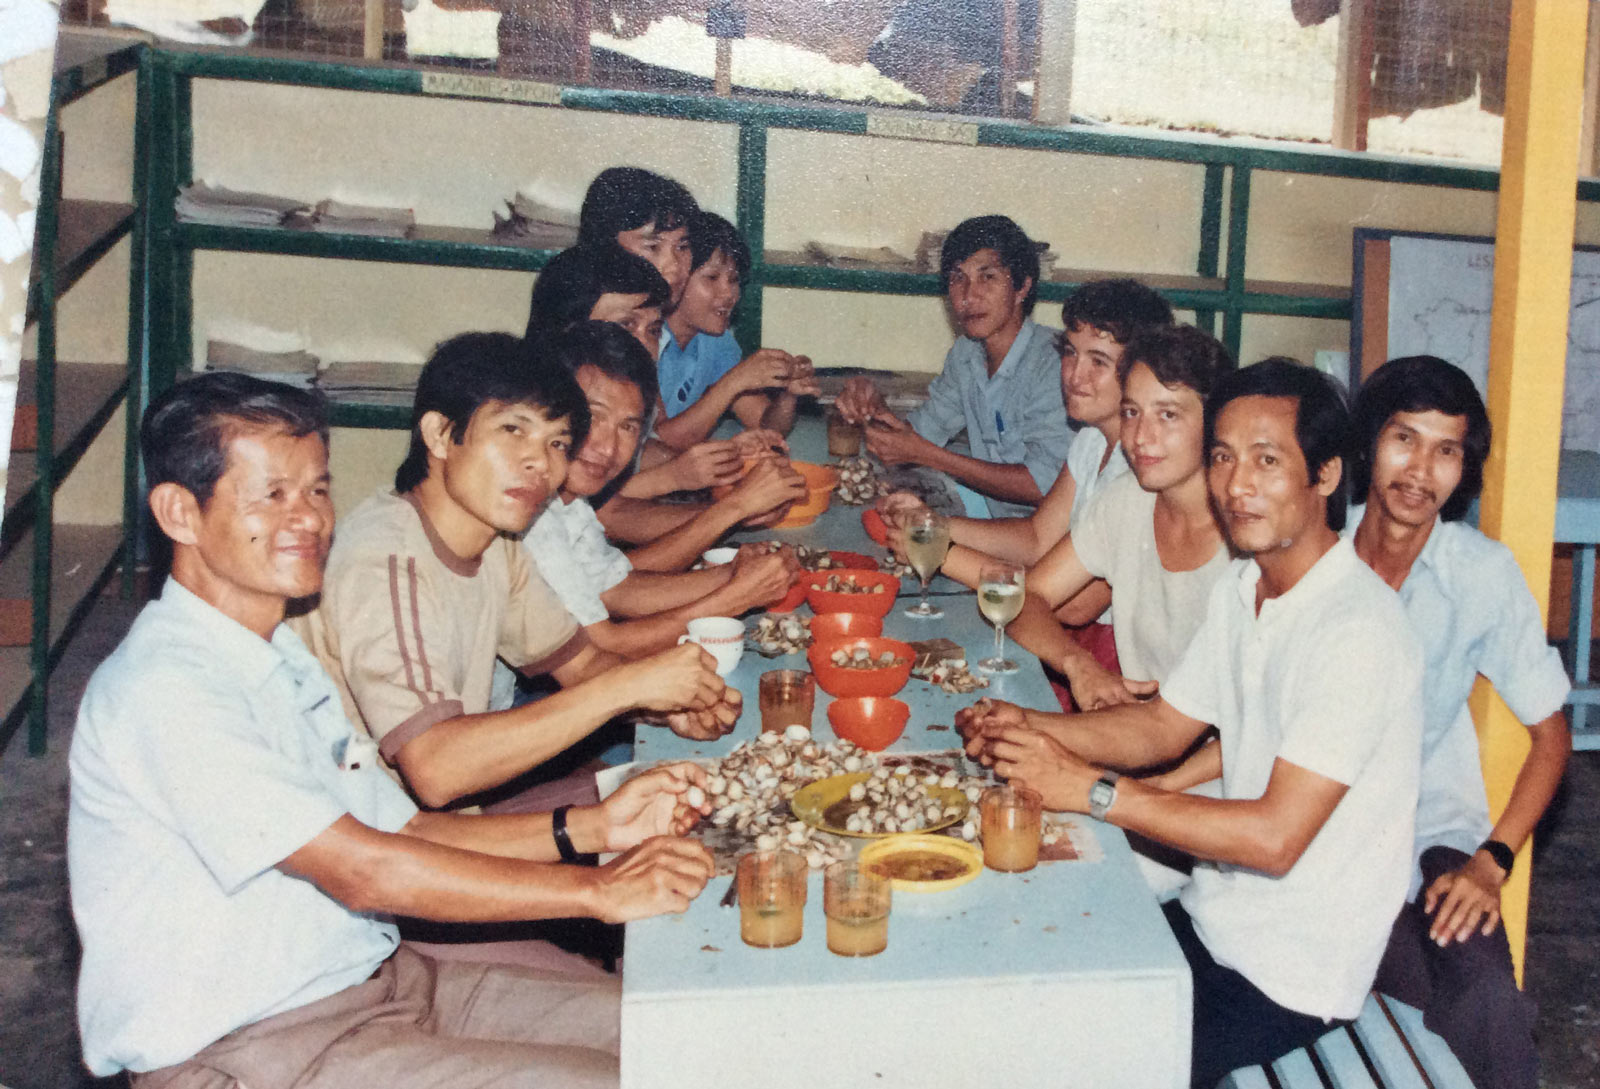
[1163,901,1344,1088]
[1374,845,1539,1089]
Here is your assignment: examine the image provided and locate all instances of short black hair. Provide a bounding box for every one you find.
[939,215,1041,317]
[1121,324,1235,400]
[687,210,751,280]
[578,166,697,248]
[526,244,670,340]
[142,371,328,509]
[1205,356,1352,531]
[1059,279,1174,348]
[543,319,660,411]
[394,333,589,494]
[1352,355,1491,522]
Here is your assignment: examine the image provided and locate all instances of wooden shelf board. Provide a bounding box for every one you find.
[26,200,136,324]
[52,31,143,105]
[2,362,129,553]
[177,220,564,272]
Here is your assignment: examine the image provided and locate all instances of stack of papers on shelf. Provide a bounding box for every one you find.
[492,192,580,249]
[204,340,320,388]
[316,360,422,406]
[801,241,916,271]
[177,183,308,227]
[303,199,416,238]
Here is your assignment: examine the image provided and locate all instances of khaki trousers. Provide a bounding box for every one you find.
[133,946,620,1089]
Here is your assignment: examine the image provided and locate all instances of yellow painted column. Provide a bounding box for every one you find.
[1475,0,1588,982]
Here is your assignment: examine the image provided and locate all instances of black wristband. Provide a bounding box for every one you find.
[1479,838,1515,877]
[551,805,580,863]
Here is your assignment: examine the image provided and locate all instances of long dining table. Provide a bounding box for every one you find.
[620,417,1191,1089]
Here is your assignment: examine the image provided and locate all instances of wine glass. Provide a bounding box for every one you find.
[902,509,951,618]
[977,562,1024,674]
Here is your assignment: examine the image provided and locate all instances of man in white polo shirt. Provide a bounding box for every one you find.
[1348,355,1569,1089]
[961,359,1423,1086]
[68,373,715,1088]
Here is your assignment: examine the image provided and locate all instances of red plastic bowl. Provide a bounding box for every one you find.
[827,697,910,751]
[862,508,890,546]
[808,612,884,644]
[807,636,915,698]
[828,550,878,571]
[804,570,900,618]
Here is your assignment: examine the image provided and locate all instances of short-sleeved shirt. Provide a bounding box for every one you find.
[523,496,633,626]
[657,327,743,418]
[1343,508,1572,898]
[1162,538,1423,1021]
[69,579,418,1075]
[1071,473,1230,683]
[294,490,587,775]
[907,319,1075,518]
[1063,425,1129,528]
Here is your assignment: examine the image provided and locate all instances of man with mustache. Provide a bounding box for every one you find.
[960,359,1423,1085]
[1346,354,1568,1089]
[834,214,1074,517]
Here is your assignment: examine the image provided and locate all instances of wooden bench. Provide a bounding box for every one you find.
[1219,993,1475,1089]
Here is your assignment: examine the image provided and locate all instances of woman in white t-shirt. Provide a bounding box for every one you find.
[883,280,1174,626]
[1007,324,1235,711]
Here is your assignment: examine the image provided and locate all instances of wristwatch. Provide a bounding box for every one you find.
[1088,770,1121,822]
[1479,838,1515,877]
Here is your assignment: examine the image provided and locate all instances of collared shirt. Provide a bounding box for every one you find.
[1343,507,1571,898]
[1162,538,1423,1021]
[69,579,418,1075]
[657,327,743,419]
[907,319,1075,518]
[293,490,587,778]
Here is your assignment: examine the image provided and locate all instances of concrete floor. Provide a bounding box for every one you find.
[1,592,1597,1089]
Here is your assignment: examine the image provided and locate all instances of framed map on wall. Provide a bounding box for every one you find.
[1352,227,1600,454]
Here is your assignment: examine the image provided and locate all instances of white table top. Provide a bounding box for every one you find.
[622,418,1190,1087]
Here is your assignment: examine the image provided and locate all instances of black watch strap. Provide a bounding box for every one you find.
[1479,838,1515,877]
[552,805,580,863]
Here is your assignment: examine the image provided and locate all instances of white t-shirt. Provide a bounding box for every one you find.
[69,580,419,1075]
[1063,425,1129,528]
[1070,474,1230,683]
[1161,538,1423,1022]
[1343,508,1572,899]
[522,495,633,627]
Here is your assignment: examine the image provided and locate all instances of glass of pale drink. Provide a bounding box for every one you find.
[976,561,1024,673]
[824,861,892,957]
[738,850,808,948]
[902,509,951,619]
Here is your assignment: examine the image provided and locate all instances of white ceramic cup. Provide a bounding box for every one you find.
[678,616,746,677]
[701,547,739,566]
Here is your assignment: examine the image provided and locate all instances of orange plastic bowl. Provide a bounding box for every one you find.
[827,697,910,751]
[803,569,900,618]
[809,611,884,644]
[772,461,839,530]
[807,636,915,698]
[862,508,890,546]
[827,550,878,571]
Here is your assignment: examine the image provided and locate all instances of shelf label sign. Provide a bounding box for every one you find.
[420,72,561,107]
[866,114,978,146]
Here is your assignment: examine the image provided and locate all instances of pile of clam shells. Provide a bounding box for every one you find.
[816,573,888,594]
[912,656,989,693]
[839,765,975,835]
[834,455,891,505]
[792,544,840,571]
[828,645,908,670]
[698,727,863,869]
[748,613,810,657]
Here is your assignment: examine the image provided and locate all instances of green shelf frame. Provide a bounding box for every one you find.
[142,42,1600,420]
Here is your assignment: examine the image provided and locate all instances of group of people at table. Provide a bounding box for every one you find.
[63,165,1569,1089]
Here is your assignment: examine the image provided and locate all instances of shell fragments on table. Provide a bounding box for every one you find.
[911,656,989,693]
[748,612,811,657]
[833,455,891,505]
[818,573,886,594]
[878,552,915,578]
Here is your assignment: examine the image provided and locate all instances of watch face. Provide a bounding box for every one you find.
[1089,780,1115,812]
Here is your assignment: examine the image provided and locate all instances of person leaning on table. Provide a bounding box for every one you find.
[960,359,1424,1087]
[66,372,715,1089]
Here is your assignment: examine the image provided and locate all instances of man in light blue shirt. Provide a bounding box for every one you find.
[1347,354,1570,1089]
[836,215,1073,517]
[69,372,715,1088]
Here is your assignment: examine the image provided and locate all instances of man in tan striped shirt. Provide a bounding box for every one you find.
[297,333,739,812]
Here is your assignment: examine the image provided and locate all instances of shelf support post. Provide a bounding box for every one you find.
[27,116,62,755]
[1221,163,1250,361]
[1195,162,1225,336]
[735,119,767,353]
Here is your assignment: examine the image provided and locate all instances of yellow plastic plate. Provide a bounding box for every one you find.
[859,834,983,893]
[790,772,968,838]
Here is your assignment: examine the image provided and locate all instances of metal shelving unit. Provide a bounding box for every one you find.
[1,33,147,756]
[141,44,1600,430]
